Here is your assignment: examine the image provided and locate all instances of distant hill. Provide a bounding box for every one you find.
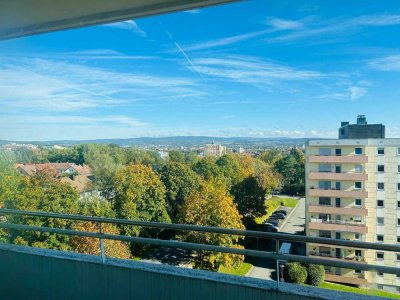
[0,136,320,148]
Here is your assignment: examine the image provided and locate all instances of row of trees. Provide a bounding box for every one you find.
[1,145,305,271]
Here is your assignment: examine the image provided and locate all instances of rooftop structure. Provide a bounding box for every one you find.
[339,115,385,139]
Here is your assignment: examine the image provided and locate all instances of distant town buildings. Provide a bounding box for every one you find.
[15,163,95,198]
[204,142,227,157]
[3,143,38,151]
[305,116,399,293]
[157,150,169,160]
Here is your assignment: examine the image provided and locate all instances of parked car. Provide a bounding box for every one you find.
[271,213,286,220]
[275,210,287,215]
[266,219,279,226]
[264,223,279,232]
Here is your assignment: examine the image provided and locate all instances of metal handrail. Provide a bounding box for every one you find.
[0,208,399,252]
[0,208,400,290]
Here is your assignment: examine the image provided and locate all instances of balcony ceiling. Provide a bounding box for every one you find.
[0,0,238,40]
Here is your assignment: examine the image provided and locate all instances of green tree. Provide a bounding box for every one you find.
[216,154,243,188]
[192,156,221,180]
[113,164,170,238]
[168,150,185,164]
[158,162,201,222]
[259,149,283,165]
[5,173,80,250]
[178,180,245,271]
[274,148,305,196]
[231,160,280,219]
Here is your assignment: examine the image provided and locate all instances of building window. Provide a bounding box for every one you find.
[398,201,400,208]
[398,219,400,226]
[319,148,331,156]
[319,197,331,205]
[396,254,400,261]
[376,252,384,260]
[355,165,363,173]
[377,217,384,225]
[398,148,400,155]
[377,147,385,155]
[354,269,361,275]
[398,183,400,191]
[355,250,362,257]
[353,216,362,223]
[377,235,384,242]
[355,148,363,155]
[377,272,384,277]
[354,233,360,240]
[377,165,385,172]
[335,149,342,156]
[335,232,341,239]
[377,182,385,190]
[377,200,384,208]
[377,284,383,290]
[398,236,400,243]
[355,199,362,207]
[318,164,331,173]
[355,182,362,189]
[319,230,331,238]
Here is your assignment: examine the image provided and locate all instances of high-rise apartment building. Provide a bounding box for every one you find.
[305,118,400,293]
[205,142,227,157]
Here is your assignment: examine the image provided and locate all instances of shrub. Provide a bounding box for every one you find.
[284,262,307,284]
[306,264,325,286]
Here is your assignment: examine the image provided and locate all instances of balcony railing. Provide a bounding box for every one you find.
[308,219,367,234]
[0,208,398,292]
[309,252,366,263]
[308,155,368,164]
[309,188,368,198]
[308,205,368,216]
[309,172,368,181]
[309,218,365,226]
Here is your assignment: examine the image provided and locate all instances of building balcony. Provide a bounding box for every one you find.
[309,172,368,181]
[309,252,366,263]
[324,273,368,286]
[308,155,368,164]
[308,219,368,234]
[308,188,368,198]
[308,205,368,216]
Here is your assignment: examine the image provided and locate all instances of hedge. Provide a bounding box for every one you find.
[284,262,307,284]
[306,264,325,286]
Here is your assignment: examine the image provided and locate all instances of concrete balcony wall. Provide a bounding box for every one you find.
[308,221,368,234]
[308,205,368,216]
[308,156,368,164]
[309,189,368,198]
[309,172,368,181]
[0,243,368,300]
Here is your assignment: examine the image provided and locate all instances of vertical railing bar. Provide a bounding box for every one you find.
[99,222,106,264]
[276,239,280,291]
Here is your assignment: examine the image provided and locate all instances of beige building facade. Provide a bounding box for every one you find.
[205,143,227,157]
[305,139,400,293]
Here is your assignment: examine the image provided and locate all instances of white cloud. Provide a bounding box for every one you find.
[348,86,367,100]
[103,20,146,37]
[0,57,198,113]
[266,17,303,30]
[369,54,400,71]
[190,55,322,86]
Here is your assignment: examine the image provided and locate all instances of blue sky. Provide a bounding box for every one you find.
[1,0,400,141]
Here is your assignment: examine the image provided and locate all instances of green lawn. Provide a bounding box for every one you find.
[219,262,253,276]
[255,196,299,224]
[319,282,400,299]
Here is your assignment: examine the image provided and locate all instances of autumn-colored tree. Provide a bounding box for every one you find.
[70,197,131,259]
[158,162,201,222]
[113,164,170,238]
[5,173,79,250]
[179,180,245,271]
[231,160,280,219]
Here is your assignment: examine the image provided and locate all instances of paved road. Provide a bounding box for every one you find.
[247,197,305,280]
[279,197,305,234]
